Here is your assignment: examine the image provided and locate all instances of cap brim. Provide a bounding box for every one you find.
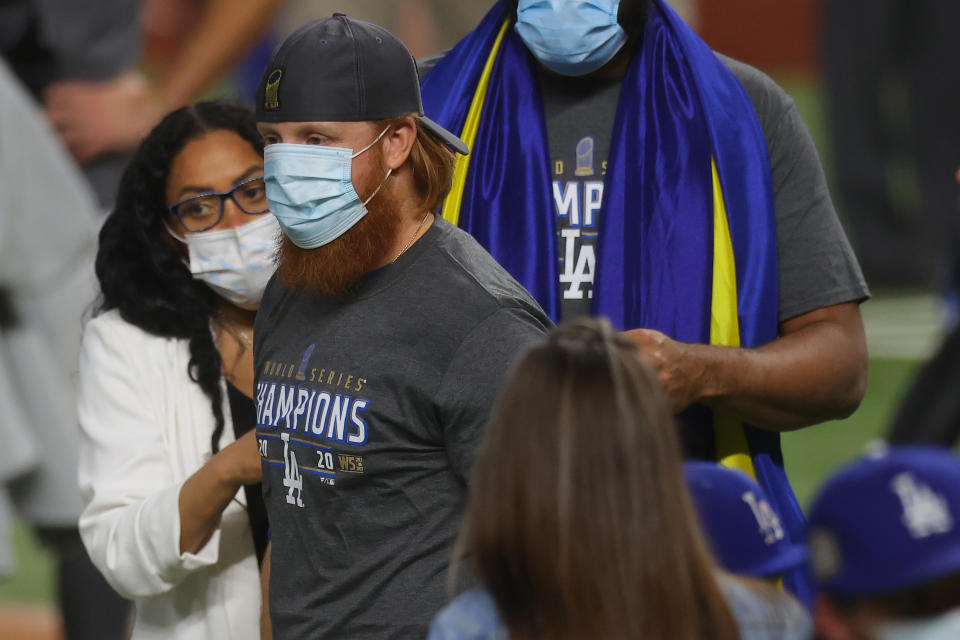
[734,543,809,580]
[417,115,469,156]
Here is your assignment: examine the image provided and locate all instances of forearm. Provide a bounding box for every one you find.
[38,0,141,80]
[177,455,240,555]
[157,0,283,110]
[699,312,867,431]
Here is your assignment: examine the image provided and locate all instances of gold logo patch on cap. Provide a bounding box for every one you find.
[264,69,282,110]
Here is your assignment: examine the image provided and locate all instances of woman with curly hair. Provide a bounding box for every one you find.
[76,101,277,639]
[429,318,813,640]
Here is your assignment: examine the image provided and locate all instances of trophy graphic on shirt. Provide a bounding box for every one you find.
[575,137,595,177]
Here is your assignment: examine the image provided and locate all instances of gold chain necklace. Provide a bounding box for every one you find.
[235,329,253,350]
[393,212,429,263]
[216,320,253,350]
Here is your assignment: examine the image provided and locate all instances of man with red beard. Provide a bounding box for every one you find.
[252,14,551,639]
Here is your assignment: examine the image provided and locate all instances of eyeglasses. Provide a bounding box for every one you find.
[168,176,270,232]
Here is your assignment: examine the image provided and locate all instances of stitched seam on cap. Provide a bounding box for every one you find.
[340,16,364,116]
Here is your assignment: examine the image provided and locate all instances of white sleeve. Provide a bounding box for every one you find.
[76,316,221,599]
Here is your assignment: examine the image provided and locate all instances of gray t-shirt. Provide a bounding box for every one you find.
[254,218,551,639]
[419,52,870,323]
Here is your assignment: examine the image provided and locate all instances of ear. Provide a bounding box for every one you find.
[381,116,417,171]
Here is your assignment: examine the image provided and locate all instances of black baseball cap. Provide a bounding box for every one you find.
[256,13,468,156]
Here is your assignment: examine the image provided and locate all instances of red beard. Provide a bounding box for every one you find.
[275,171,401,296]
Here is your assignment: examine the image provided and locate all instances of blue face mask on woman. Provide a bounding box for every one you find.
[515,0,627,77]
[263,126,391,249]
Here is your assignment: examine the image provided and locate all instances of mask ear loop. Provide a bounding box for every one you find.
[161,220,193,268]
[162,219,188,244]
[353,125,394,206]
[351,125,392,159]
[361,168,393,206]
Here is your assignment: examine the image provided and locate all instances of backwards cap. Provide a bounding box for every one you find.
[255,13,467,155]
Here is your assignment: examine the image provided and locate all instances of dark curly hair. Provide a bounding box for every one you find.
[96,100,263,454]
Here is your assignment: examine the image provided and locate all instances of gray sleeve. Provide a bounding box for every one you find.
[35,0,141,80]
[416,51,447,81]
[434,306,547,483]
[723,55,870,322]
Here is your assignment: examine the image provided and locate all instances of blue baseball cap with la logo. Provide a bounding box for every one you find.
[807,445,960,596]
[684,461,808,579]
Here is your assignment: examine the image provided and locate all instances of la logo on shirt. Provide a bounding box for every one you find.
[553,136,607,302]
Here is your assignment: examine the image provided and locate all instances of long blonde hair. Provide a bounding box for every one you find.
[373,116,455,213]
[460,318,740,640]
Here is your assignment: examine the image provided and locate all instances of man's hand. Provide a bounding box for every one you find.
[44,71,165,164]
[623,328,714,412]
[622,302,868,432]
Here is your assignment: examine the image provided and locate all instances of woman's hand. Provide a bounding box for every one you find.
[178,430,264,554]
[212,430,263,486]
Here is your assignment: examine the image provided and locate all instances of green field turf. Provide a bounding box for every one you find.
[783,357,921,509]
[0,522,54,603]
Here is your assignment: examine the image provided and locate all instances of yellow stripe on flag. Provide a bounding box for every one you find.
[440,19,511,227]
[709,158,758,481]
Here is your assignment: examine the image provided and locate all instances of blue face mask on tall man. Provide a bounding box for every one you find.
[263,126,392,249]
[515,0,628,77]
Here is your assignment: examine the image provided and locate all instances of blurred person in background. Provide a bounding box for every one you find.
[278,0,490,58]
[420,0,869,604]
[0,57,115,639]
[684,461,809,585]
[77,101,274,639]
[0,0,141,206]
[428,319,812,640]
[809,446,960,639]
[823,0,960,304]
[887,169,960,447]
[0,0,284,207]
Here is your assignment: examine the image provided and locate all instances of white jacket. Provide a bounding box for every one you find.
[77,310,261,640]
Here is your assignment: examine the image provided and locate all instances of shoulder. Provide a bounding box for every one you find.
[84,309,183,346]
[81,309,186,369]
[720,575,813,640]
[428,589,510,640]
[83,309,153,348]
[716,53,796,137]
[428,218,552,327]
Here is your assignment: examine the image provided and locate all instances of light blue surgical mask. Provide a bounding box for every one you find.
[515,0,627,77]
[263,126,391,249]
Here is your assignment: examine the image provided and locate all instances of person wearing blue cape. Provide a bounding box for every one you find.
[420,0,870,604]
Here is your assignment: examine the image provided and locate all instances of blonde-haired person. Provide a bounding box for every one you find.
[429,318,813,640]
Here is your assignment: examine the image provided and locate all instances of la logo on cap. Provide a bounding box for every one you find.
[741,490,785,546]
[265,69,282,111]
[891,472,953,539]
